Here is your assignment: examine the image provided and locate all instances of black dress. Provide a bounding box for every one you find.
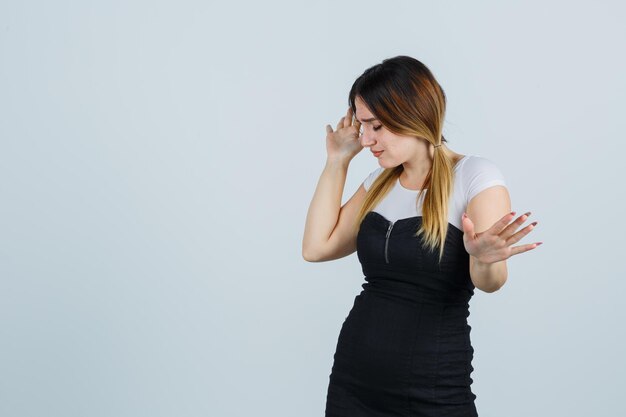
[325,211,478,417]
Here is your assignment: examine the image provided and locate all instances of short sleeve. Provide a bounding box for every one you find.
[463,156,507,204]
[363,167,385,191]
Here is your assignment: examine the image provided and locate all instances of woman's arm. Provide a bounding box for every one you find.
[466,185,511,292]
[470,258,507,293]
[302,107,365,262]
[302,157,349,261]
[302,157,366,262]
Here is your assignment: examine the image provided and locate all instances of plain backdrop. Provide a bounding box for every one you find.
[1,1,625,416]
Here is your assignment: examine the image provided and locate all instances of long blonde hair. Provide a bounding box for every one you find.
[350,56,456,262]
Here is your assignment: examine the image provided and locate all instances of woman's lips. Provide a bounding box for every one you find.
[372,150,383,157]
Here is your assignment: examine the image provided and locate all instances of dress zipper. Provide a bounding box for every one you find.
[384,221,395,264]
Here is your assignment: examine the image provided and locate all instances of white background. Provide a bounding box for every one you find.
[1,1,624,416]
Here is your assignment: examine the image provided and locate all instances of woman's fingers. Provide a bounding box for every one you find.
[507,212,531,233]
[329,108,359,138]
[343,108,353,128]
[352,108,362,135]
[486,212,517,236]
[509,241,542,257]
[505,221,538,246]
[500,211,535,240]
[492,211,533,238]
[336,117,344,131]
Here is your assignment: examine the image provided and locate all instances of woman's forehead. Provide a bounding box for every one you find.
[354,97,376,122]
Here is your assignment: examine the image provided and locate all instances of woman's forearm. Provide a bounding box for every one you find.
[302,157,351,260]
[470,257,508,293]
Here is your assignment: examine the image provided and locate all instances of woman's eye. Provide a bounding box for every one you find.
[373,125,382,131]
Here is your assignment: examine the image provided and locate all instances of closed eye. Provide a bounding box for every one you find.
[373,125,382,131]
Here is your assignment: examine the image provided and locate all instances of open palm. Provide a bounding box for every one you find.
[461,211,542,264]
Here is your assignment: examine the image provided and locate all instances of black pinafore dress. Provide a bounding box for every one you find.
[325,211,478,417]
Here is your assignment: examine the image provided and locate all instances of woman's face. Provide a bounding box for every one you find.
[354,96,419,168]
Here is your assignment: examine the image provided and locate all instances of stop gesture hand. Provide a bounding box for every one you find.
[461,211,542,264]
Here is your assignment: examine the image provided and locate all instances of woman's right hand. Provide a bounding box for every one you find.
[325,107,363,162]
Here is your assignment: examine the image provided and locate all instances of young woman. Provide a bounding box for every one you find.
[302,55,541,416]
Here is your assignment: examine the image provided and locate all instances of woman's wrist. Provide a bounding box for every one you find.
[470,256,508,292]
[326,155,352,169]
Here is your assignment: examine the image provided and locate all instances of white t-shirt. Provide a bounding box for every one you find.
[362,155,507,230]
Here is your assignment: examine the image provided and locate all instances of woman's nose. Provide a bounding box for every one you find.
[360,132,376,147]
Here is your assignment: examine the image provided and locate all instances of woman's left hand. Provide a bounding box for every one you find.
[461,211,542,264]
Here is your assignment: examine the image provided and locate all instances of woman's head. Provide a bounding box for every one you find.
[349,55,448,167]
[353,95,432,169]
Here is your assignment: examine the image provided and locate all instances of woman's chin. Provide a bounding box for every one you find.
[378,159,394,168]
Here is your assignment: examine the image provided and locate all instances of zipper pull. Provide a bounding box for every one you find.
[385,222,394,238]
[384,221,394,263]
